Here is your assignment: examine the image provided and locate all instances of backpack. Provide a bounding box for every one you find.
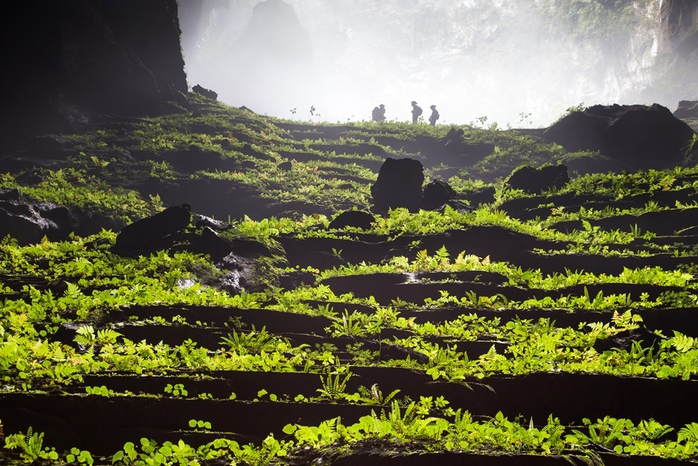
[414,106,423,116]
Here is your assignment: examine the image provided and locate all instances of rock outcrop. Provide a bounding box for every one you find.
[329,210,376,230]
[659,0,698,56]
[674,100,698,119]
[371,158,424,213]
[113,204,191,251]
[2,0,188,151]
[421,180,457,211]
[543,104,696,169]
[505,165,569,195]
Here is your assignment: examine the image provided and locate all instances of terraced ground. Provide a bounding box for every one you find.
[3,96,698,464]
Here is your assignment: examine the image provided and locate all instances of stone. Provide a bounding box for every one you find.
[0,202,61,246]
[543,104,696,167]
[328,210,375,230]
[371,158,424,212]
[421,180,456,210]
[0,188,20,201]
[505,165,569,194]
[114,204,191,250]
[194,214,233,232]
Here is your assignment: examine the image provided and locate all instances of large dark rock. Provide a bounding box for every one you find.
[371,158,425,212]
[421,180,457,210]
[505,165,569,195]
[329,210,376,230]
[114,204,191,251]
[0,200,84,245]
[1,0,187,151]
[543,104,696,168]
[0,203,60,246]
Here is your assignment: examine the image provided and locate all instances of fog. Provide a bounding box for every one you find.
[180,0,676,128]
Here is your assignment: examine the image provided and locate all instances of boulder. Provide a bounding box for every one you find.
[194,214,233,232]
[421,180,457,210]
[328,210,375,230]
[371,158,424,212]
[543,104,696,167]
[505,165,569,194]
[278,161,293,171]
[439,128,494,159]
[0,202,64,246]
[114,204,191,251]
[0,188,20,201]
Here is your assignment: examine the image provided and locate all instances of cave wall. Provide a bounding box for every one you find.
[659,0,698,55]
[1,0,188,151]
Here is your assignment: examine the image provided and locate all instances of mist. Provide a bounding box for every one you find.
[180,0,679,128]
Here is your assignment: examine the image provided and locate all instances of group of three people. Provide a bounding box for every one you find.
[372,101,439,125]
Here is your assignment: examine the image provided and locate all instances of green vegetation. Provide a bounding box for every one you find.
[2,93,698,464]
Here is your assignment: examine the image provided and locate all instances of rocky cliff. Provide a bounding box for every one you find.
[660,0,698,55]
[1,0,188,151]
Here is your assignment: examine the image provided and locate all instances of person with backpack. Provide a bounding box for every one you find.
[429,105,440,126]
[372,104,386,122]
[411,101,422,123]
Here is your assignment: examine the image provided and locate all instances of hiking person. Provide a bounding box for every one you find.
[372,104,386,122]
[429,105,440,126]
[411,101,423,123]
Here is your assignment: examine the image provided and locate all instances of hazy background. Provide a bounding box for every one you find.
[180,0,685,128]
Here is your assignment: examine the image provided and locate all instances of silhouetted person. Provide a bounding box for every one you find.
[372,104,386,122]
[429,105,440,126]
[411,101,423,123]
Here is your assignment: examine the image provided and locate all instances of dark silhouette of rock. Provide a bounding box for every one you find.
[439,127,495,160]
[38,204,79,233]
[329,210,376,230]
[543,104,696,168]
[0,202,60,246]
[192,84,218,101]
[421,180,456,210]
[505,165,569,194]
[593,327,666,353]
[674,100,698,119]
[371,158,425,212]
[194,214,233,232]
[1,0,187,152]
[0,189,20,201]
[114,204,191,251]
